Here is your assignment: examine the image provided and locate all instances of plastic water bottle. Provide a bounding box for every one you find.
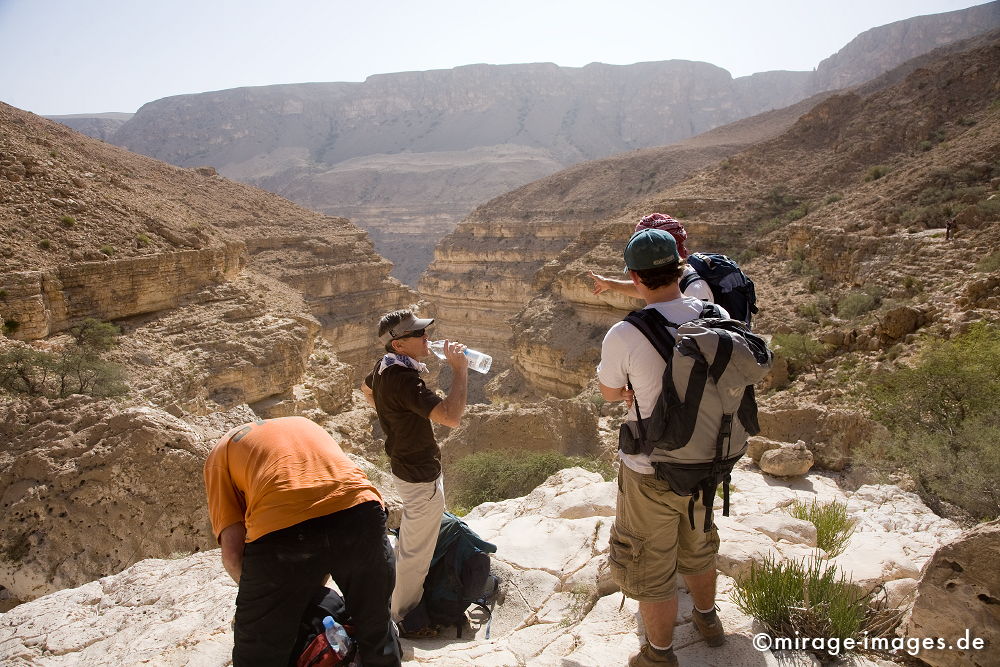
[322,615,353,659]
[428,340,492,374]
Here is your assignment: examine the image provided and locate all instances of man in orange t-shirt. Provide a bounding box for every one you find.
[204,416,400,667]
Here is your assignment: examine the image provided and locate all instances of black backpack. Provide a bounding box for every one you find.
[681,252,758,326]
[401,512,500,638]
[617,305,773,532]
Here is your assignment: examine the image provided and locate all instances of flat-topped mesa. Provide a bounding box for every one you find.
[419,217,582,368]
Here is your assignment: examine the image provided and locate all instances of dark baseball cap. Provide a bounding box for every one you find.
[623,229,681,272]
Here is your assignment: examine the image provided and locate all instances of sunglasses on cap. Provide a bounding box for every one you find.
[394,328,426,340]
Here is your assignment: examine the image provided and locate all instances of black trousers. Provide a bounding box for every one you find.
[233,500,401,667]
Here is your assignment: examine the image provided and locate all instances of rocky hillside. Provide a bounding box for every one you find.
[424,30,1000,403]
[55,3,999,285]
[0,102,416,600]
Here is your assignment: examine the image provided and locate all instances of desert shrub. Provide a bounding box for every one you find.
[67,317,120,352]
[864,165,890,182]
[0,318,127,399]
[858,323,1000,520]
[3,319,20,336]
[976,250,1000,273]
[99,245,115,256]
[732,555,901,661]
[38,239,52,250]
[823,194,843,205]
[136,233,151,247]
[448,449,615,510]
[977,198,1000,219]
[836,291,878,319]
[60,215,76,227]
[788,499,856,556]
[918,140,933,152]
[772,333,827,376]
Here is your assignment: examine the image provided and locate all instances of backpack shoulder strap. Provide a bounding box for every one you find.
[679,271,699,291]
[622,309,677,361]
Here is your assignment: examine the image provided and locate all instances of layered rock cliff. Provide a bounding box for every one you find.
[53,4,1000,285]
[427,32,1000,403]
[0,102,416,599]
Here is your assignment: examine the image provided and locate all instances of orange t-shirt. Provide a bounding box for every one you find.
[204,416,382,542]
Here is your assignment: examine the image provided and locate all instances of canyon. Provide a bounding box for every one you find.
[52,3,1000,284]
[0,9,997,667]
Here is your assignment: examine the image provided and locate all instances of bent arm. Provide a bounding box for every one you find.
[599,381,634,407]
[361,382,375,407]
[219,522,247,584]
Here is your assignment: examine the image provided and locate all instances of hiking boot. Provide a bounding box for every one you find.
[691,607,725,647]
[628,643,678,667]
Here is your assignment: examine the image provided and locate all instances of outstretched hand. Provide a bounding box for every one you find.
[588,271,612,295]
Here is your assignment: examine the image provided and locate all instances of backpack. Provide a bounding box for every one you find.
[401,512,500,638]
[293,587,359,667]
[617,305,773,532]
[680,252,759,326]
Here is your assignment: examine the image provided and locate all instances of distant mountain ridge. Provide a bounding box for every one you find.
[47,2,1000,284]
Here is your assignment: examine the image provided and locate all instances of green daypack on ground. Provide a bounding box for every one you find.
[400,512,499,638]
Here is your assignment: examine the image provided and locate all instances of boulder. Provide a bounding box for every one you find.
[877,306,922,341]
[0,396,218,601]
[758,442,814,477]
[747,436,782,463]
[905,520,1000,667]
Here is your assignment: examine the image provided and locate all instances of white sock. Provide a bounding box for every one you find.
[649,641,672,652]
[695,605,715,614]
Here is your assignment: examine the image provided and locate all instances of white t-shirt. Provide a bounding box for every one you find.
[681,265,713,302]
[597,296,729,474]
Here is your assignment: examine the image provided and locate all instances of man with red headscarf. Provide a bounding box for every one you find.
[588,213,713,302]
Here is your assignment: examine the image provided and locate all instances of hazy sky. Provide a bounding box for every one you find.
[0,0,987,115]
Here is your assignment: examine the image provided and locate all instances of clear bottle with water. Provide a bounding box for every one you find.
[428,340,492,374]
[322,615,354,660]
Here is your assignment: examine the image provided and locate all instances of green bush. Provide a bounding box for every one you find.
[772,333,827,376]
[0,346,126,399]
[136,233,151,247]
[731,555,901,661]
[60,215,76,227]
[0,318,127,399]
[99,245,115,256]
[836,291,878,319]
[858,323,1000,520]
[448,449,615,510]
[38,239,52,250]
[823,194,843,205]
[864,166,890,182]
[788,499,856,556]
[67,317,120,352]
[976,250,1000,273]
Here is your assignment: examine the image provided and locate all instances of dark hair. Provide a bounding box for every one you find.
[633,261,685,290]
[378,309,411,353]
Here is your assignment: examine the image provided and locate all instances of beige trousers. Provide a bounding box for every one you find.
[390,474,445,621]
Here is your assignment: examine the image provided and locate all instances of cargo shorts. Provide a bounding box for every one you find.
[608,463,720,602]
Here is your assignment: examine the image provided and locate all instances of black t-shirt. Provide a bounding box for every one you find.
[365,362,444,483]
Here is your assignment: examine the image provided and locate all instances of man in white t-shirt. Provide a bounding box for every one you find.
[597,229,728,667]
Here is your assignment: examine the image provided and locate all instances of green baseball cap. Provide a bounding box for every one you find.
[623,229,681,272]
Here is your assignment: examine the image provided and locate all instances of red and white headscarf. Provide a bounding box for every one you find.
[635,213,689,259]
